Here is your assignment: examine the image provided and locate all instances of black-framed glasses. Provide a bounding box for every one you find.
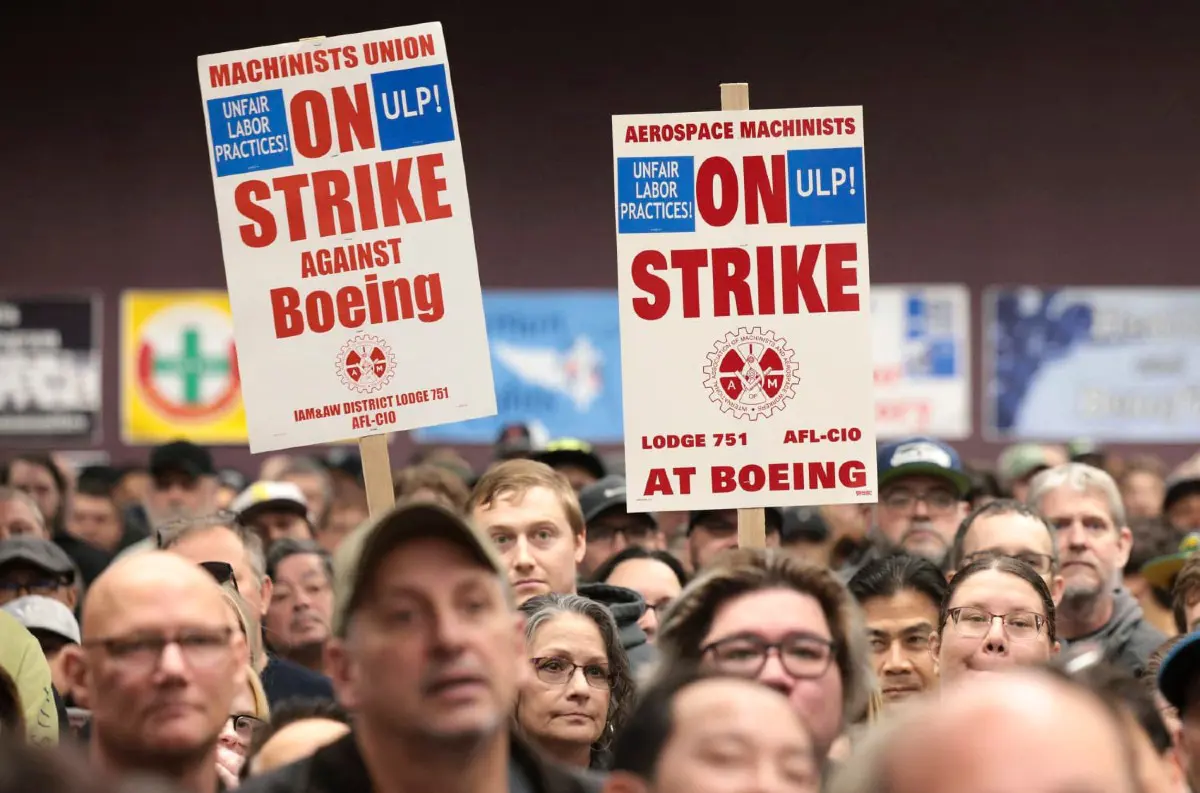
[198,561,239,592]
[0,575,72,598]
[947,607,1046,641]
[701,632,837,680]
[83,627,235,672]
[587,519,657,545]
[644,598,674,616]
[880,490,959,514]
[531,656,613,690]
[226,713,266,743]
[962,550,1055,575]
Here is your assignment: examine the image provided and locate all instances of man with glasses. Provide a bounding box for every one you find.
[577,476,665,577]
[844,438,971,576]
[0,536,79,610]
[61,551,249,793]
[947,499,1065,599]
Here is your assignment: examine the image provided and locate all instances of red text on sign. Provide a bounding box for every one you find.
[641,459,867,497]
[269,271,443,339]
[235,154,451,248]
[631,243,861,320]
[289,83,377,159]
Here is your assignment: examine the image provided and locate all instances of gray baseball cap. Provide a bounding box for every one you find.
[0,537,76,579]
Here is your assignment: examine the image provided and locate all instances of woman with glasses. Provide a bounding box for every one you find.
[216,664,270,787]
[933,555,1058,684]
[590,547,688,643]
[655,549,872,771]
[516,594,635,770]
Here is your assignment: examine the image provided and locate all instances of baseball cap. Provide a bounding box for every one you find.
[217,468,249,494]
[0,537,76,579]
[331,501,505,636]
[230,481,309,522]
[688,507,784,535]
[1158,631,1200,711]
[877,437,971,498]
[495,422,549,460]
[2,595,80,644]
[534,439,607,481]
[996,443,1055,488]
[1140,532,1200,590]
[780,506,830,544]
[1164,472,1200,515]
[578,476,656,527]
[149,440,215,479]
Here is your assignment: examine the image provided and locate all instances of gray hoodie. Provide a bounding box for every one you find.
[577,582,657,674]
[1063,586,1166,676]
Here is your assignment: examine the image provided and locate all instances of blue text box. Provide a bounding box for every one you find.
[371,64,456,150]
[786,147,866,226]
[616,156,695,234]
[206,90,294,177]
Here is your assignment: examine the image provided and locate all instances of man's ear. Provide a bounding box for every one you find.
[929,631,941,677]
[61,645,89,701]
[259,575,273,618]
[1115,526,1134,570]
[603,771,650,793]
[324,637,356,712]
[574,530,586,565]
[1051,640,1061,656]
[1050,573,1066,605]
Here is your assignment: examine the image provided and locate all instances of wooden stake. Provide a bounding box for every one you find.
[719,82,765,550]
[359,433,396,517]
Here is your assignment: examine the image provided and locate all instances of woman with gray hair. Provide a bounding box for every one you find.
[517,594,635,770]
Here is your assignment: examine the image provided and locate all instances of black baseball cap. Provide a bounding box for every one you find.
[780,506,830,544]
[149,440,215,479]
[1158,631,1200,712]
[534,439,607,481]
[688,507,783,535]
[578,475,657,527]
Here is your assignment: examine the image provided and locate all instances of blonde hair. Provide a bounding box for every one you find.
[466,459,584,535]
[221,585,264,671]
[245,665,270,720]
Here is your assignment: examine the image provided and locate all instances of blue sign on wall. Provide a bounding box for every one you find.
[415,290,623,443]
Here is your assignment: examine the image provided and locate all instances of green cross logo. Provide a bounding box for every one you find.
[152,327,230,405]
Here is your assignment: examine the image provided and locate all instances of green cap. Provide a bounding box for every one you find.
[1140,532,1200,591]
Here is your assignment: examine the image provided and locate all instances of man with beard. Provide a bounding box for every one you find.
[842,438,970,577]
[1028,463,1164,675]
[62,551,249,793]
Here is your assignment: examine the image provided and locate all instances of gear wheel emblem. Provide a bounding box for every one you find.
[702,327,799,421]
[335,334,397,394]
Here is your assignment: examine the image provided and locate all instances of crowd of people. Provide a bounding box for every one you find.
[1,426,1200,793]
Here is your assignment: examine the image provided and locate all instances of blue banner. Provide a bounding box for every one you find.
[986,287,1200,441]
[414,290,623,443]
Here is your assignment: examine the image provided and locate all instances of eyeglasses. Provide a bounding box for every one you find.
[701,632,837,680]
[880,490,959,514]
[226,713,266,743]
[947,607,1046,641]
[83,627,235,672]
[198,561,239,592]
[962,550,1055,575]
[0,577,70,597]
[531,656,613,690]
[587,520,656,545]
[644,598,674,616]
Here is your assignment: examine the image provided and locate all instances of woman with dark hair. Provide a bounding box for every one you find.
[516,594,636,770]
[848,553,947,708]
[591,547,688,642]
[933,555,1058,684]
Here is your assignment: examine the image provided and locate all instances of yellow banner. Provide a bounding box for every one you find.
[121,291,248,444]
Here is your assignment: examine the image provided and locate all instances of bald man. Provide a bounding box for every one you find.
[63,551,248,793]
[828,668,1139,793]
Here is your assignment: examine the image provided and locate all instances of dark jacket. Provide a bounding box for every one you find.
[238,730,600,793]
[260,655,334,708]
[577,582,656,673]
[1064,586,1166,676]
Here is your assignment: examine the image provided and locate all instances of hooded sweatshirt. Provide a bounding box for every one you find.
[576,582,657,673]
[1063,586,1166,676]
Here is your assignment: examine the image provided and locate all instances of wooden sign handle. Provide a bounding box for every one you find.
[359,434,396,517]
[718,82,765,550]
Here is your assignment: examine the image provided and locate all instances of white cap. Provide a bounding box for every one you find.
[2,595,80,644]
[230,481,308,520]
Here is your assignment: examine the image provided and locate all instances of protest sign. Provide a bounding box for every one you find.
[986,286,1200,441]
[871,284,971,440]
[121,290,248,445]
[613,89,877,515]
[0,297,101,443]
[415,289,624,444]
[197,23,496,462]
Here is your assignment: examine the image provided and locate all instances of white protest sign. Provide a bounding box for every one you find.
[198,23,495,453]
[613,108,877,511]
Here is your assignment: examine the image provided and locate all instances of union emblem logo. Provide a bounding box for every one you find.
[702,327,800,421]
[336,335,397,394]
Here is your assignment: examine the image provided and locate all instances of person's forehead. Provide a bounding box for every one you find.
[1040,486,1114,520]
[949,570,1039,608]
[530,612,604,651]
[0,499,39,523]
[672,678,809,744]
[10,460,54,485]
[707,587,832,640]
[863,590,939,625]
[276,552,325,577]
[91,571,228,634]
[477,486,569,525]
[608,557,679,590]
[369,536,500,596]
[965,512,1052,553]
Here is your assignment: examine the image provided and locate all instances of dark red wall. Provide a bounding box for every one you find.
[4,2,1198,473]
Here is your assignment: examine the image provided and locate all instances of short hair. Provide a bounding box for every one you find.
[847,552,947,609]
[1118,455,1167,486]
[266,538,333,582]
[1056,651,1172,754]
[609,663,712,780]
[656,549,872,726]
[240,698,351,780]
[1172,555,1200,633]
[1028,463,1127,528]
[590,546,689,588]
[940,556,1057,644]
[393,464,471,513]
[279,457,333,510]
[467,459,584,536]
[159,511,266,583]
[1142,635,1185,693]
[72,478,118,503]
[1,454,67,500]
[0,487,45,532]
[949,498,1058,571]
[518,594,635,761]
[966,466,1005,502]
